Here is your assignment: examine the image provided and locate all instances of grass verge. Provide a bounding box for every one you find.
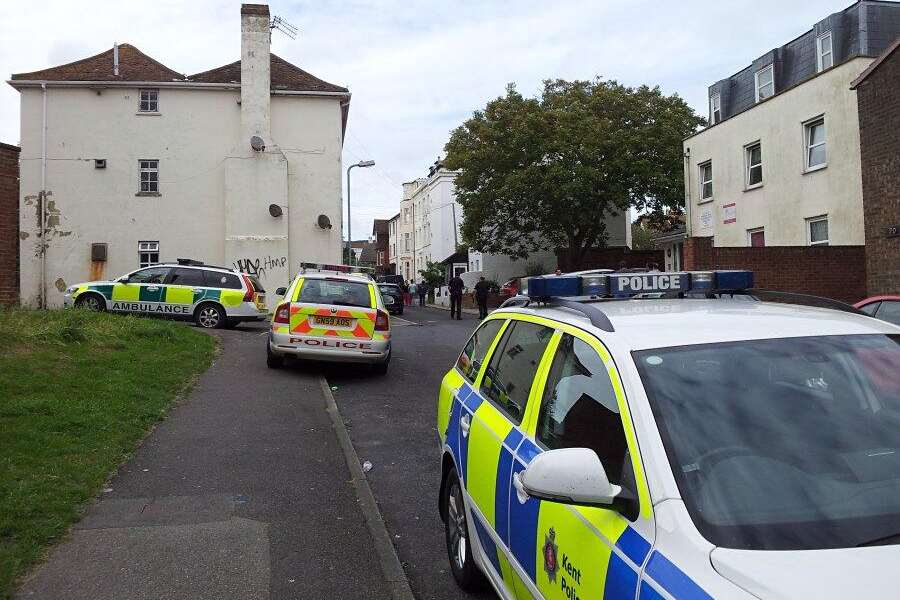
[0,308,216,598]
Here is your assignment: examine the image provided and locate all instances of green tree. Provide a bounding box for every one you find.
[444,79,704,266]
[631,222,654,251]
[418,260,445,289]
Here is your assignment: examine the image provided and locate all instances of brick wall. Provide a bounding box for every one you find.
[0,143,20,306]
[556,247,665,272]
[683,237,866,303]
[856,45,900,296]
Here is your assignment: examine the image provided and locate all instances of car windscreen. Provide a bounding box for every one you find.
[298,278,372,308]
[634,334,900,550]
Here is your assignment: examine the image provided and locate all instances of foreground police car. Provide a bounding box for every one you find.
[437,270,900,600]
[267,263,393,374]
[64,260,267,328]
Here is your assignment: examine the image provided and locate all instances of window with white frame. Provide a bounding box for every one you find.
[745,142,763,187]
[403,233,410,252]
[709,94,721,125]
[816,32,834,72]
[805,117,826,170]
[138,241,160,267]
[698,161,713,200]
[139,159,159,193]
[754,65,774,102]
[807,215,829,246]
[139,88,159,112]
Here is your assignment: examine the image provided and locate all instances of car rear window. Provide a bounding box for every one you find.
[298,279,372,308]
[247,275,265,293]
[203,270,242,289]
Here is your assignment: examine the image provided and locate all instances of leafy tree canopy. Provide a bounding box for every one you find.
[418,260,445,288]
[444,79,704,264]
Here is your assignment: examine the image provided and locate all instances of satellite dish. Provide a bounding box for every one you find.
[250,135,265,152]
[317,214,332,229]
[269,204,283,218]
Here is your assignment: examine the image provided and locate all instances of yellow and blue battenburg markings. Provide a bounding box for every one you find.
[444,371,714,598]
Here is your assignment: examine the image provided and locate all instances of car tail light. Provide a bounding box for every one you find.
[375,310,390,331]
[241,274,255,302]
[274,303,291,324]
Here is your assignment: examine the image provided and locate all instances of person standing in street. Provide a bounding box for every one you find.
[474,276,490,319]
[418,281,427,306]
[409,281,418,306]
[448,274,465,320]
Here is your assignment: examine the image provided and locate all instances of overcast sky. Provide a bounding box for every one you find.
[0,0,852,240]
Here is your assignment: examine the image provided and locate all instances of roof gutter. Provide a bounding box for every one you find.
[8,79,351,98]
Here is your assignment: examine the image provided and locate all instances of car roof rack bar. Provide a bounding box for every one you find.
[739,289,867,315]
[550,298,615,332]
[498,295,615,332]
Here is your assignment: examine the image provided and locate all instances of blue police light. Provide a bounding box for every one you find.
[526,269,753,301]
[713,270,754,290]
[527,275,581,298]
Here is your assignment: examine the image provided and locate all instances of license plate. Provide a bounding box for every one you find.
[314,316,352,327]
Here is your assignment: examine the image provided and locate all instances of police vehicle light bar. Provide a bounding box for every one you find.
[527,270,753,300]
[298,262,375,277]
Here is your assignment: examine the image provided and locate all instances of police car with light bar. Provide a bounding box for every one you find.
[267,262,394,374]
[436,269,900,600]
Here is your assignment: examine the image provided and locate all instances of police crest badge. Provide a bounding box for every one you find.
[543,527,558,582]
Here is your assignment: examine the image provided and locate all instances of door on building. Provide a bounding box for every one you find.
[749,228,766,247]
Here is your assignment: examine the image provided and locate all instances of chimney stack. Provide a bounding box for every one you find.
[240,4,271,142]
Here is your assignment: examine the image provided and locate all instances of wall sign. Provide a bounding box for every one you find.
[887,224,900,238]
[699,208,713,231]
[723,203,737,225]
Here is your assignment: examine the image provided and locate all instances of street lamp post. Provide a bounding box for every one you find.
[346,160,375,265]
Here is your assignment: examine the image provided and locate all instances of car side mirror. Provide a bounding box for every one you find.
[118,276,130,284]
[384,296,395,305]
[275,287,287,296]
[519,448,621,507]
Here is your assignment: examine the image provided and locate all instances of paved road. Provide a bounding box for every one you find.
[323,305,496,600]
[17,324,392,600]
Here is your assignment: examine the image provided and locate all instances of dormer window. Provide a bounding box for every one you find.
[709,93,721,124]
[139,88,159,113]
[816,32,834,72]
[754,65,774,102]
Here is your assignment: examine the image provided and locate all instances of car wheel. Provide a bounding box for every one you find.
[195,303,225,329]
[266,343,284,369]
[75,293,105,311]
[398,307,403,315]
[443,468,483,590]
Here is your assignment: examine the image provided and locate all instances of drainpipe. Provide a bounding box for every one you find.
[40,83,47,309]
[683,147,692,238]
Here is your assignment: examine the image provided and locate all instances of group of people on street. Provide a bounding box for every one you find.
[401,281,429,307]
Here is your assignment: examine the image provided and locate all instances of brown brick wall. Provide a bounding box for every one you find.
[683,237,866,303]
[0,143,20,306]
[556,247,665,272]
[856,48,900,296]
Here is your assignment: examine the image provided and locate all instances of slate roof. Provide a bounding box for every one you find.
[9,44,348,94]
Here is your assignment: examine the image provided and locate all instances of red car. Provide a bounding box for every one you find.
[854,295,900,327]
[499,276,525,298]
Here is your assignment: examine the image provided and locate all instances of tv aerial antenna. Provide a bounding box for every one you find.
[270,15,298,40]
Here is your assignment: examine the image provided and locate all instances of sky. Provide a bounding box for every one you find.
[0,0,854,241]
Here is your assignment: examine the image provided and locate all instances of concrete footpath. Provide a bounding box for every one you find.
[16,324,393,600]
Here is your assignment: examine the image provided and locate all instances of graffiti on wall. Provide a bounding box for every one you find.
[233,255,287,279]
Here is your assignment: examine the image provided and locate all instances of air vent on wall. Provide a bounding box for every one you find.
[94,159,107,169]
[91,243,108,262]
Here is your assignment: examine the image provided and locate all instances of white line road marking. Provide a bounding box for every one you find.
[390,316,419,327]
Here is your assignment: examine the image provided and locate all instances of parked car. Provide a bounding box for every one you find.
[377,274,405,287]
[499,276,525,298]
[378,283,404,315]
[855,295,900,326]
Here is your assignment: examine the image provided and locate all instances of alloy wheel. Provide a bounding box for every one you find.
[447,481,468,571]
[198,307,220,328]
